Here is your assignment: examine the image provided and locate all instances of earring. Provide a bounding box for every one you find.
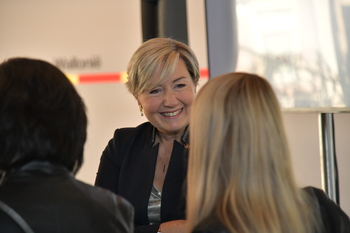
[139,105,144,116]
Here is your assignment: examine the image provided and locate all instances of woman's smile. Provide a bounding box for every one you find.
[160,108,183,118]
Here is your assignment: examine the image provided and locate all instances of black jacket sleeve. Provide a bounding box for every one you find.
[94,131,122,194]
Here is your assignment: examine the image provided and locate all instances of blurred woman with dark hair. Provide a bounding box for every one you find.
[0,57,134,233]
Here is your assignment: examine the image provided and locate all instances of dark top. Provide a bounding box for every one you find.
[95,122,189,233]
[193,187,350,233]
[0,160,134,233]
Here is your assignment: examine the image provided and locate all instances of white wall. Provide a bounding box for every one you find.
[0,0,349,216]
[283,113,350,215]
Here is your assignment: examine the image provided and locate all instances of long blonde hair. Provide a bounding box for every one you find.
[187,72,320,233]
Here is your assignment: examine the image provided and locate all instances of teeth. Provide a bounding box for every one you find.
[162,109,182,117]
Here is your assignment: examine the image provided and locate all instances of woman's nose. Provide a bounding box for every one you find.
[163,91,178,107]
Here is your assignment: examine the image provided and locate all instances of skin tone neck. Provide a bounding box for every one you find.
[155,128,184,145]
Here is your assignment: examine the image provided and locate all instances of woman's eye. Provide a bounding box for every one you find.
[176,84,186,88]
[150,89,160,94]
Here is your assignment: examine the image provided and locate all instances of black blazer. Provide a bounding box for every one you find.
[193,187,350,233]
[95,122,189,233]
[0,161,134,233]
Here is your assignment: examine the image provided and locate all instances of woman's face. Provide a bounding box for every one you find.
[137,59,197,138]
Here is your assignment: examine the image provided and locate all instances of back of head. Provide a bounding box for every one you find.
[187,72,318,233]
[126,37,200,96]
[0,58,87,173]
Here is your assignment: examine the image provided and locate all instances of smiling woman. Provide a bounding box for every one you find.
[136,59,196,138]
[94,37,200,233]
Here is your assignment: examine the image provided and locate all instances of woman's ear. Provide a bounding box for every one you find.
[135,95,144,117]
[194,82,199,93]
[134,95,141,106]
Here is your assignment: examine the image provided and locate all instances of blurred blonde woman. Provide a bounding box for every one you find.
[187,72,350,233]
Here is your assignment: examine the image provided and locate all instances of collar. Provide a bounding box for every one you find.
[17,160,69,173]
[0,160,72,184]
[145,124,190,149]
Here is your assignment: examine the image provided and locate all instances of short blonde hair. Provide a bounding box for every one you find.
[187,72,320,233]
[126,38,200,96]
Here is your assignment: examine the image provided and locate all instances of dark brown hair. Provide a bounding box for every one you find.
[0,58,87,173]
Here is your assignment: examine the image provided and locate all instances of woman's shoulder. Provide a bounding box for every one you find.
[302,186,350,232]
[109,122,155,151]
[113,122,153,141]
[302,186,343,210]
[115,122,153,134]
[71,180,134,231]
